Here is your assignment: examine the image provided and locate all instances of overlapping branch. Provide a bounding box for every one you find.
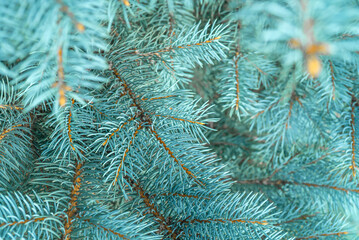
[110,66,204,186]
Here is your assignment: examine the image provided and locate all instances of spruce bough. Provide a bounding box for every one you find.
[1,0,359,239]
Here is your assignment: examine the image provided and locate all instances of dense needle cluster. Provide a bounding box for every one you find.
[1,0,359,239]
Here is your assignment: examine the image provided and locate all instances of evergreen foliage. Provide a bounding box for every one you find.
[1,0,359,239]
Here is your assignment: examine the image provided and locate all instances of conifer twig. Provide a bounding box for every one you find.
[57,0,85,32]
[151,113,205,125]
[328,60,336,100]
[141,95,176,101]
[350,96,357,177]
[153,192,210,200]
[149,126,205,187]
[273,214,316,226]
[81,219,130,240]
[102,117,136,146]
[113,123,143,186]
[110,66,205,186]
[181,218,268,225]
[0,217,48,227]
[63,161,84,239]
[53,47,72,107]
[67,99,75,151]
[295,231,348,239]
[0,124,23,142]
[0,105,23,110]
[133,37,222,57]
[234,52,240,110]
[236,178,359,194]
[239,53,267,75]
[128,178,179,239]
